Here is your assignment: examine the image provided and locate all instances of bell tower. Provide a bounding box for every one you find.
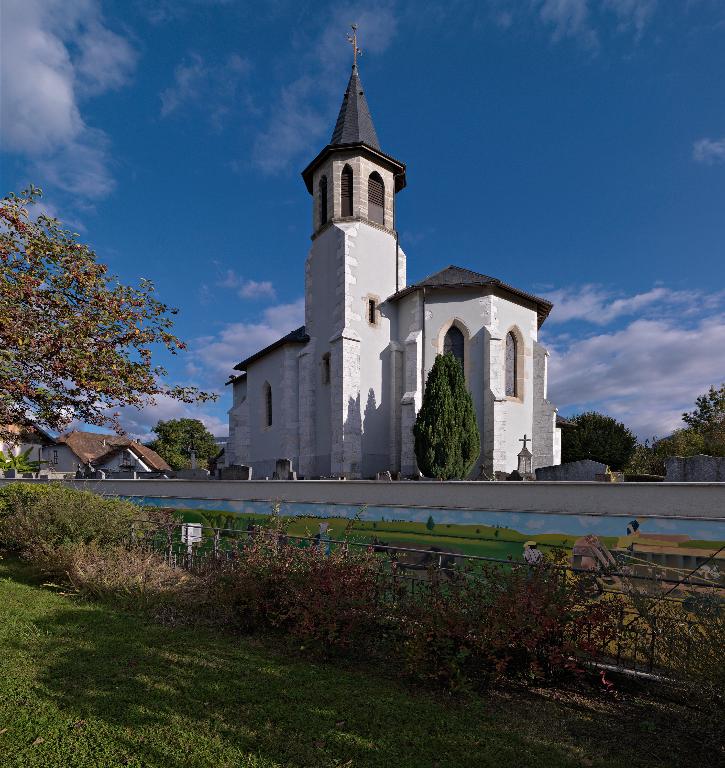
[298,34,407,478]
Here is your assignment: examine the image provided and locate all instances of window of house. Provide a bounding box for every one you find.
[367,297,377,325]
[322,352,331,384]
[505,331,517,397]
[319,175,328,226]
[443,325,464,369]
[263,381,273,427]
[341,164,353,217]
[52,449,58,465]
[368,172,384,225]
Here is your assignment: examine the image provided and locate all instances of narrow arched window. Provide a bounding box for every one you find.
[341,164,353,217]
[368,172,384,225]
[443,326,464,370]
[319,175,328,226]
[263,381,272,427]
[505,332,517,397]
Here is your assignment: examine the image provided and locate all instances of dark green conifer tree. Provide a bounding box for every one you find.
[413,353,480,480]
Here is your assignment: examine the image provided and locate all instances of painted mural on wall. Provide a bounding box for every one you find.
[129,495,724,593]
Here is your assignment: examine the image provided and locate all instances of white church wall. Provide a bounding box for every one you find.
[491,294,538,473]
[409,289,540,476]
[351,223,399,477]
[422,289,491,476]
[244,346,293,478]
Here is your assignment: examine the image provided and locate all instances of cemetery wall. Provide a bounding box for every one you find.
[1,477,723,519]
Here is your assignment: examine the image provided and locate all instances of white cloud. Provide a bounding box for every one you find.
[214,269,277,300]
[160,53,251,129]
[238,280,276,300]
[0,0,136,200]
[546,292,725,437]
[543,284,708,325]
[693,137,725,165]
[486,0,657,48]
[252,5,398,173]
[116,394,229,442]
[189,298,305,382]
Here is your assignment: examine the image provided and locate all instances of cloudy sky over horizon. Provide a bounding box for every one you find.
[1,0,724,442]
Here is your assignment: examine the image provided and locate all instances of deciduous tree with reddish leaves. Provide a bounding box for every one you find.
[0,186,214,440]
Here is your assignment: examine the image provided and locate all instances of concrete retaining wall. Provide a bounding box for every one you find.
[2,478,723,520]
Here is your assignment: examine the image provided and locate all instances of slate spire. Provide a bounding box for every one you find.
[330,65,381,150]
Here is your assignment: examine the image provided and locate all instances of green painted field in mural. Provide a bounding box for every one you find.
[165,509,617,562]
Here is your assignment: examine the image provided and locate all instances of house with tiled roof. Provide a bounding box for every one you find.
[53,430,171,474]
[225,60,561,478]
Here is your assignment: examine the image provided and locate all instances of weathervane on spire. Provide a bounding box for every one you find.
[347,23,362,68]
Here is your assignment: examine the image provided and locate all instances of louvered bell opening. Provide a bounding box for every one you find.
[341,166,353,217]
[319,176,328,226]
[368,173,384,225]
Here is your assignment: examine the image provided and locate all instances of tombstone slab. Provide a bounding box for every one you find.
[664,455,725,482]
[272,458,297,480]
[220,464,253,481]
[173,469,210,480]
[535,459,608,481]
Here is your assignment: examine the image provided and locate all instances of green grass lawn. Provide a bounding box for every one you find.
[0,555,715,768]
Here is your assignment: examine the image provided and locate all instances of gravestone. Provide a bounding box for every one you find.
[664,455,725,482]
[173,468,210,480]
[535,459,607,481]
[272,458,297,480]
[220,464,253,480]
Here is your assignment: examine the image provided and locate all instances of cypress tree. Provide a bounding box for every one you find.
[413,353,481,480]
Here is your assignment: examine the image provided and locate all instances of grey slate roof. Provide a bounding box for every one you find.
[330,65,380,149]
[388,265,554,327]
[233,326,309,371]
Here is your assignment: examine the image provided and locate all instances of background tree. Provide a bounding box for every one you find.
[413,353,480,480]
[682,383,724,456]
[0,187,214,440]
[561,411,637,470]
[626,384,725,475]
[147,418,218,470]
[426,515,435,531]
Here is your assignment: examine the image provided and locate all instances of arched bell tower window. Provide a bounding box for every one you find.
[319,175,328,226]
[341,164,353,217]
[505,332,518,398]
[263,381,273,427]
[368,172,384,225]
[444,326,465,370]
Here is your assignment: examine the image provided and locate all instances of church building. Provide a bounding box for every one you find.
[225,60,561,479]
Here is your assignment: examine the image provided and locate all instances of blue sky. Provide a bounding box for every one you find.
[2,0,724,441]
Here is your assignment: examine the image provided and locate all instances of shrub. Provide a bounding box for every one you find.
[65,543,199,615]
[0,483,138,569]
[201,531,386,653]
[414,353,480,479]
[398,563,621,690]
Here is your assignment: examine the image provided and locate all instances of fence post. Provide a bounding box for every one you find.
[213,529,220,559]
[166,527,173,566]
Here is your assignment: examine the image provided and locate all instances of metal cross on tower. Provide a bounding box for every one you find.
[519,434,530,451]
[347,24,362,67]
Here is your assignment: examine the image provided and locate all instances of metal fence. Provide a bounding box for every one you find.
[130,518,721,677]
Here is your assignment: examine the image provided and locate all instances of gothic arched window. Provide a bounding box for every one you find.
[319,175,328,226]
[263,381,273,427]
[368,172,384,225]
[505,332,517,397]
[444,325,465,370]
[341,164,353,217]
